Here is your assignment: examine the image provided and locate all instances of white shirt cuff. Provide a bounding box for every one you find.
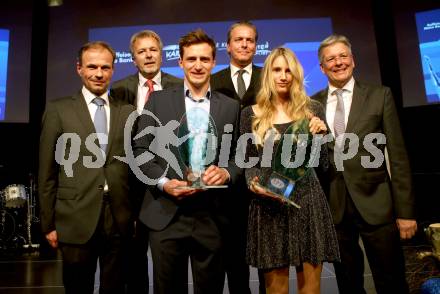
[157,177,170,191]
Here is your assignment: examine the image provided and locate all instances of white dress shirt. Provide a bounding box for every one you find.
[326,77,355,136]
[82,86,110,191]
[82,86,110,132]
[230,63,253,94]
[137,71,163,114]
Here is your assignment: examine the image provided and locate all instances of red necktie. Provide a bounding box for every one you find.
[144,79,155,105]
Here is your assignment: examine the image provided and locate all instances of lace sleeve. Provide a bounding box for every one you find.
[239,106,261,185]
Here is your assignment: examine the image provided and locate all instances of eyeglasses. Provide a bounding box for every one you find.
[323,53,351,65]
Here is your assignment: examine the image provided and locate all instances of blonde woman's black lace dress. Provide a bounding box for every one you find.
[240,101,340,269]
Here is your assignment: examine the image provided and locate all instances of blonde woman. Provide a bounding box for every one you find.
[240,47,340,294]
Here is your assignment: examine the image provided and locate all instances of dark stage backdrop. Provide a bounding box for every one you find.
[44,0,440,222]
[2,0,438,221]
[0,1,36,189]
[395,4,440,108]
[391,0,440,223]
[0,1,32,123]
[45,0,382,101]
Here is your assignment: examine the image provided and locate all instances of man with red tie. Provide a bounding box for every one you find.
[111,30,182,113]
[111,30,181,294]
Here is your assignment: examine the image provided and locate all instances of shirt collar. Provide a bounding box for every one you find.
[328,76,355,96]
[184,83,211,102]
[82,86,109,105]
[138,71,162,87]
[230,62,253,76]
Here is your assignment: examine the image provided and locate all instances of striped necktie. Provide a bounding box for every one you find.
[333,89,345,144]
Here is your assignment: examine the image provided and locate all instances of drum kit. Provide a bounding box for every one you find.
[0,176,39,250]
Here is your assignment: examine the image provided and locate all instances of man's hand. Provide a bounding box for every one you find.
[202,165,229,186]
[163,179,200,198]
[46,230,58,248]
[396,218,417,239]
[309,116,327,134]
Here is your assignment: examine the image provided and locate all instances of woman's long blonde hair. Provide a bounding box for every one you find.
[252,47,312,145]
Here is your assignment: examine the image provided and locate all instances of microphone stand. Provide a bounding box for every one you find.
[23,173,39,250]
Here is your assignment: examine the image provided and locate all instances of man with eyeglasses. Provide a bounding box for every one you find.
[312,34,417,294]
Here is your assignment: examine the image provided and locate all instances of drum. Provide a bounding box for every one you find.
[2,184,27,208]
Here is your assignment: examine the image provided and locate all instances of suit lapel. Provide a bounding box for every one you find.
[315,88,335,151]
[345,81,367,134]
[243,65,261,106]
[161,71,170,89]
[171,86,186,122]
[209,92,221,130]
[72,92,96,136]
[209,92,221,160]
[224,67,238,100]
[106,96,121,156]
[128,74,139,105]
[247,65,259,93]
[316,88,329,112]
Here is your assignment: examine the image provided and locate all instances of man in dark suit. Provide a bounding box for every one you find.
[133,29,241,294]
[211,21,261,108]
[38,41,135,294]
[210,21,261,294]
[311,34,417,294]
[111,30,182,113]
[111,30,181,294]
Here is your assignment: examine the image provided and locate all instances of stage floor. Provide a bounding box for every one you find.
[0,247,358,294]
[0,242,437,293]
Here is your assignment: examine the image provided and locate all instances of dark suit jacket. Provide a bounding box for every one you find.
[110,71,182,211]
[38,92,135,244]
[110,71,182,106]
[211,64,261,108]
[132,85,241,231]
[312,81,415,225]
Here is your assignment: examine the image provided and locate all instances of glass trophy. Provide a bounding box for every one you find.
[257,119,318,208]
[177,107,227,189]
